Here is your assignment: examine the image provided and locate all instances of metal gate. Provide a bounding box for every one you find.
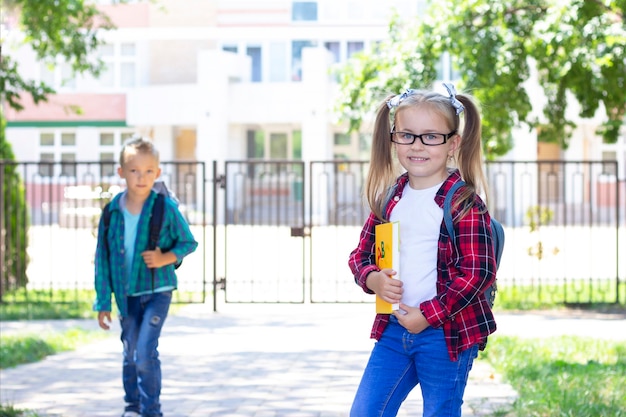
[216,160,306,303]
[217,159,623,306]
[0,160,207,305]
[1,159,623,308]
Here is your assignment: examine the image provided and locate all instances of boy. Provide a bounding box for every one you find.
[94,137,198,417]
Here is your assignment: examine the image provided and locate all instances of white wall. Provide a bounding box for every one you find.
[6,129,39,162]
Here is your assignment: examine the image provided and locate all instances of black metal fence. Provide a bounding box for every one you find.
[302,160,624,305]
[0,161,207,305]
[1,159,624,308]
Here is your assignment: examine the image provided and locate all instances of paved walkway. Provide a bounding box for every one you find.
[1,303,624,417]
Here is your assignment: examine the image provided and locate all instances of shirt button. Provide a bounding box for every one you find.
[394,196,400,202]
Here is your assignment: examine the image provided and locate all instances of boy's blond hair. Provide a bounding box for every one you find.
[119,137,160,167]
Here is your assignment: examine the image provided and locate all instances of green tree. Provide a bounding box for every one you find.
[1,0,114,111]
[334,0,626,158]
[0,1,117,295]
[0,113,29,299]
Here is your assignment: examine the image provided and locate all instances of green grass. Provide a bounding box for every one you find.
[0,327,110,369]
[0,289,95,320]
[0,404,42,417]
[482,336,626,417]
[0,289,200,321]
[0,300,95,321]
[493,281,625,310]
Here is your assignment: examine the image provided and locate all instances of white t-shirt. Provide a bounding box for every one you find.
[390,181,443,307]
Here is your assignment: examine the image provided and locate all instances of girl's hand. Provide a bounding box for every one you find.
[393,303,430,334]
[366,269,403,304]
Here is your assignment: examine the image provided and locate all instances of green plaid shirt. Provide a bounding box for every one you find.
[94,191,198,316]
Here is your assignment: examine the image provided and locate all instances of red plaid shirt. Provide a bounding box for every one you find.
[348,170,497,361]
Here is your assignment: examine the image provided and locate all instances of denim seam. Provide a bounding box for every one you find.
[379,361,413,417]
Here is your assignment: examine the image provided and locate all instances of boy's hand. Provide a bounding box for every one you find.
[98,311,112,330]
[141,247,177,268]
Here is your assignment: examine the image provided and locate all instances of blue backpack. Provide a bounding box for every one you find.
[443,180,504,307]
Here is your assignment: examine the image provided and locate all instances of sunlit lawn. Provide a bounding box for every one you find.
[483,335,626,417]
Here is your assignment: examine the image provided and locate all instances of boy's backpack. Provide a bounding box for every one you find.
[101,181,182,270]
[443,180,505,307]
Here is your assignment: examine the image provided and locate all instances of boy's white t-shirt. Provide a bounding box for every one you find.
[390,181,444,307]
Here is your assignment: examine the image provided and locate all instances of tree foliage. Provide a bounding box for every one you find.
[0,0,114,111]
[0,1,117,295]
[334,0,626,158]
[0,113,29,298]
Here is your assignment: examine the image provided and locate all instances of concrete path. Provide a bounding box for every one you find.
[2,303,623,417]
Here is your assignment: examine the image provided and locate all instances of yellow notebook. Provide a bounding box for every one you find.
[375,221,400,314]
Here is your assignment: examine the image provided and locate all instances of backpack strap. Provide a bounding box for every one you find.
[443,180,466,243]
[101,203,113,289]
[148,193,165,251]
[102,203,112,253]
[381,182,399,221]
[147,193,166,291]
[443,180,500,307]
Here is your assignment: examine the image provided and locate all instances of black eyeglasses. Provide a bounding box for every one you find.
[390,131,456,146]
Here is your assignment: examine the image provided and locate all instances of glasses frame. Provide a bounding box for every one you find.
[390,130,457,146]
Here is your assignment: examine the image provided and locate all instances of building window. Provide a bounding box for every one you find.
[95,42,136,89]
[100,152,116,177]
[97,44,115,88]
[100,133,115,146]
[270,133,288,159]
[38,60,75,90]
[247,46,262,82]
[269,42,288,82]
[39,153,54,177]
[121,43,135,56]
[121,132,135,143]
[347,41,364,58]
[247,129,301,161]
[292,2,317,21]
[61,153,76,177]
[40,133,55,146]
[324,42,340,63]
[334,133,351,146]
[98,43,115,56]
[359,133,372,158]
[39,62,55,86]
[60,62,75,88]
[292,130,302,159]
[61,133,76,146]
[601,151,617,176]
[291,40,317,81]
[120,62,136,88]
[120,42,136,88]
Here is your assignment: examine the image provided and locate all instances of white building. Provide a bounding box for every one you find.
[3,0,624,178]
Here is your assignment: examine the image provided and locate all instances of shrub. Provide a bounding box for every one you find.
[0,115,30,299]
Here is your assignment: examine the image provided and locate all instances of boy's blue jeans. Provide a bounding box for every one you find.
[120,291,172,417]
[350,316,479,417]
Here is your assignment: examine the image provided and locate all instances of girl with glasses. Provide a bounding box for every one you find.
[348,84,498,417]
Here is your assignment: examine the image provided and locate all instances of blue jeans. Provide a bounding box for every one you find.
[350,316,479,417]
[120,291,172,417]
